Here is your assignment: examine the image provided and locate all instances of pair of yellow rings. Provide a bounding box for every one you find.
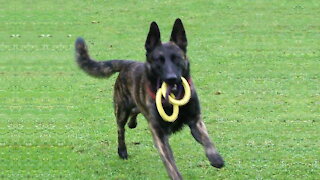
[155,77,191,122]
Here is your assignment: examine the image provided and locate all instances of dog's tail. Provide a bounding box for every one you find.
[75,37,133,78]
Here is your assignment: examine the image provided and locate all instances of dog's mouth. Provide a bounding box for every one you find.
[158,79,183,100]
[166,84,179,96]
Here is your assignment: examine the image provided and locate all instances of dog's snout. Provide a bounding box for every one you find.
[164,74,178,85]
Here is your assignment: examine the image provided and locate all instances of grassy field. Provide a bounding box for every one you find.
[1,0,319,179]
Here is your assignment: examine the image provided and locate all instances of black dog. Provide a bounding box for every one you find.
[75,18,224,180]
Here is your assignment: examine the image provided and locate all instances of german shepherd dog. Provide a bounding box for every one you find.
[75,18,224,180]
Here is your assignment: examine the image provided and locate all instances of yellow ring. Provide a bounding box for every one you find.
[161,77,191,106]
[156,89,179,122]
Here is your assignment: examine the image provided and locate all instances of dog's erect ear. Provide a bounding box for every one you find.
[170,18,187,52]
[145,22,161,52]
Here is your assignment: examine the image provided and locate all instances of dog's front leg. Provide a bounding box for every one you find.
[149,123,183,180]
[188,116,224,168]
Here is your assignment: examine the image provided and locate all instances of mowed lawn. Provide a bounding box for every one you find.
[1,0,319,179]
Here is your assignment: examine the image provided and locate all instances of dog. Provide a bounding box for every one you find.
[75,18,224,180]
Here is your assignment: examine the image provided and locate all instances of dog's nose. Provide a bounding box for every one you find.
[164,74,178,85]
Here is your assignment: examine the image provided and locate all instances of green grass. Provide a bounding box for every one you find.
[1,0,319,179]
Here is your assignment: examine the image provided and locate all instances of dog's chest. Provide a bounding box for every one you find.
[157,107,190,133]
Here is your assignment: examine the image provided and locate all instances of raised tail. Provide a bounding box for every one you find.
[75,37,133,78]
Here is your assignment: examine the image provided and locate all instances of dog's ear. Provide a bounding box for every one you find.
[170,18,187,52]
[145,22,161,52]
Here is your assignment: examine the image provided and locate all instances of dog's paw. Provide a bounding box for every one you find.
[209,154,224,168]
[128,121,137,129]
[118,147,128,159]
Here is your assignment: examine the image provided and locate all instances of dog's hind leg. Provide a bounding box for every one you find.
[128,108,139,129]
[128,113,138,129]
[188,116,224,168]
[115,106,130,159]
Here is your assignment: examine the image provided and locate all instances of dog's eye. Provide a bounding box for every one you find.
[171,55,180,63]
[158,56,165,63]
[171,55,176,61]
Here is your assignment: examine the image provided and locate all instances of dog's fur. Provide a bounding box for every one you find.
[75,19,224,180]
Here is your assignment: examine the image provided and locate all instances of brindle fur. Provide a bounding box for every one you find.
[75,19,224,180]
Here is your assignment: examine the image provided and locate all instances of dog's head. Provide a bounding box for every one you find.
[145,18,189,86]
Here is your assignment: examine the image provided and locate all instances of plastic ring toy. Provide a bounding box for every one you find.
[156,77,191,122]
[156,90,179,122]
[160,77,191,106]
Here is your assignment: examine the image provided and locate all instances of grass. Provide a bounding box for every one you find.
[1,0,319,179]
